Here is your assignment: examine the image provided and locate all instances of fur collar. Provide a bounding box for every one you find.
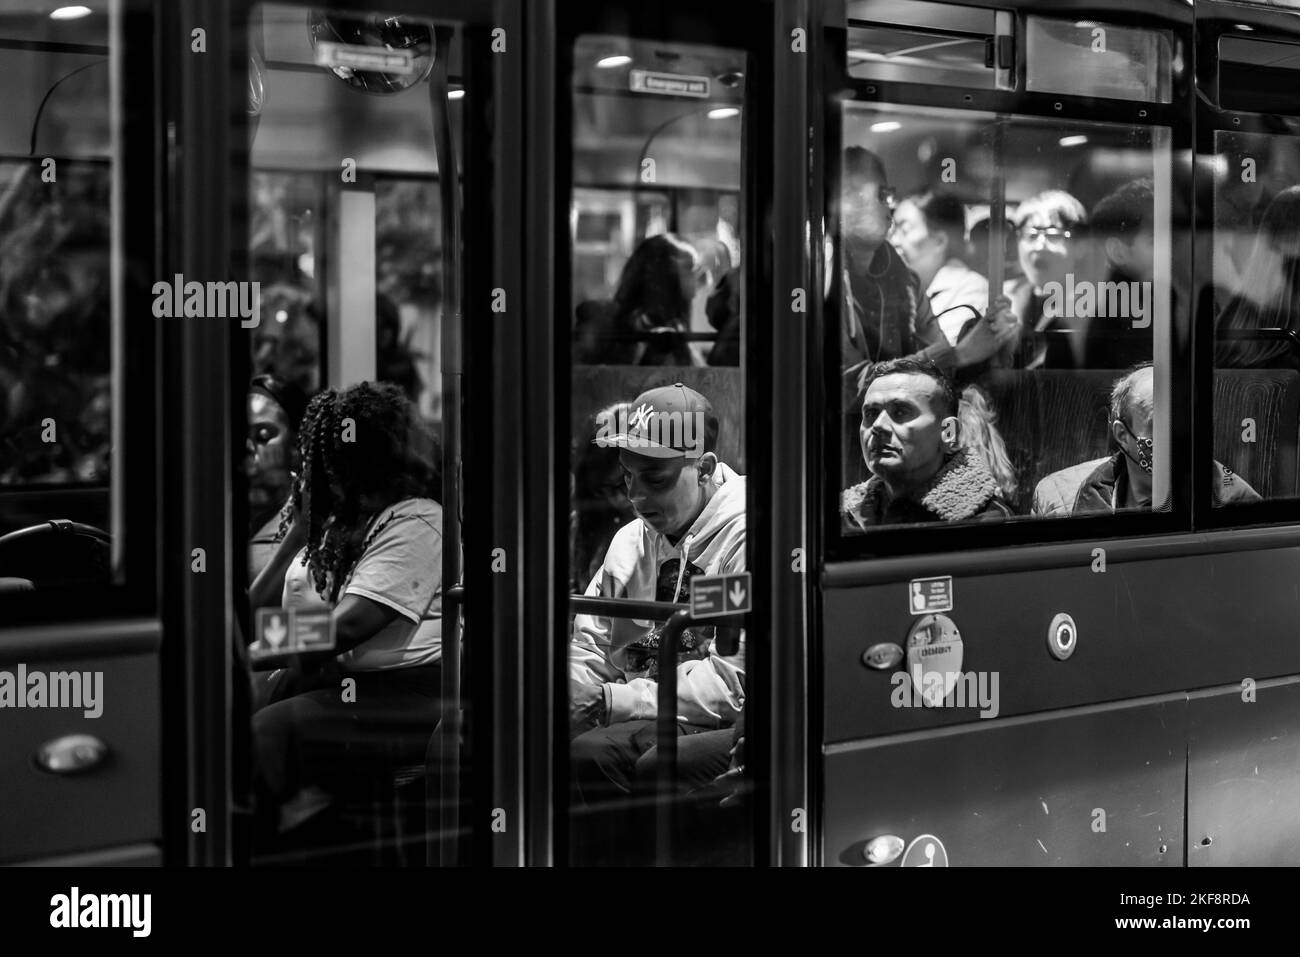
[843,448,1003,525]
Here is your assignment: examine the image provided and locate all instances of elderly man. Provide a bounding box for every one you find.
[842,356,1013,527]
[1033,364,1260,514]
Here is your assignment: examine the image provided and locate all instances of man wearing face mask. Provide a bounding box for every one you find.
[1032,364,1259,515]
[568,384,745,856]
[842,357,1013,528]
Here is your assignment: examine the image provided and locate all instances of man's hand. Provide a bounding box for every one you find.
[953,296,1020,367]
[570,681,607,737]
[713,734,745,808]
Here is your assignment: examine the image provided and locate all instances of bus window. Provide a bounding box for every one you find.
[1024,16,1174,105]
[566,32,750,866]
[833,101,1175,531]
[1211,129,1300,508]
[375,176,442,421]
[241,3,461,865]
[250,172,323,395]
[0,8,114,589]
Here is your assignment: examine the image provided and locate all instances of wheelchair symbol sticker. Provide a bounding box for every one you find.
[901,834,948,867]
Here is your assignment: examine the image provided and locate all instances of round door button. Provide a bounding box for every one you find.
[1048,613,1077,661]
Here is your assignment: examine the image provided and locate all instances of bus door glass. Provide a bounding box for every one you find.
[565,22,752,866]
[239,3,471,866]
[0,0,162,865]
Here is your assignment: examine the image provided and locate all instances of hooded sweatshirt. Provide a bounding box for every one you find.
[570,461,746,731]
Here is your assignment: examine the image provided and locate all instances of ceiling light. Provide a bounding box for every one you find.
[708,107,740,119]
[50,5,92,19]
[596,55,632,68]
[1058,134,1088,147]
[871,121,901,132]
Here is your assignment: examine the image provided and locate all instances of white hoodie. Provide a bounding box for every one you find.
[570,462,746,731]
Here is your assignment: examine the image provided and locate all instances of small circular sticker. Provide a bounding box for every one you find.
[901,834,948,867]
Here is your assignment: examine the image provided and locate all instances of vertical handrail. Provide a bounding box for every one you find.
[429,24,463,867]
[987,120,1006,307]
[653,609,693,866]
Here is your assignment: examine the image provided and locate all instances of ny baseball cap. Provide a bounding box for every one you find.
[594,382,718,460]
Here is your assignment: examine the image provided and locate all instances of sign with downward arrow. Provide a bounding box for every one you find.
[689,571,751,619]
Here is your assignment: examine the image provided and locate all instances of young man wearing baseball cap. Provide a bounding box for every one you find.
[569,383,746,862]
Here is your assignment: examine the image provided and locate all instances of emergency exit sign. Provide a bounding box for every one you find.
[690,571,751,619]
[629,69,711,98]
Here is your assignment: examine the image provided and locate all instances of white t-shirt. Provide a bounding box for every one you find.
[281,497,444,671]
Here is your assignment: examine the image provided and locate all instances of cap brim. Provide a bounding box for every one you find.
[593,433,700,459]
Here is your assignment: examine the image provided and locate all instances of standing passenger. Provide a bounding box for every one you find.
[891,190,990,346]
[837,148,1015,376]
[574,233,704,366]
[1004,190,1089,367]
[1216,186,1300,369]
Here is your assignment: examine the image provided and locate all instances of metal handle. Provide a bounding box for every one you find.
[863,834,905,865]
[35,734,109,774]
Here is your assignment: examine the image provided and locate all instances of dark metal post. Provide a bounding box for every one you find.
[654,608,693,865]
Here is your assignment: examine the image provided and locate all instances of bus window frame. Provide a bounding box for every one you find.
[1194,1,1300,532]
[820,2,1195,564]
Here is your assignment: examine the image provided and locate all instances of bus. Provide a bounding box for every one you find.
[2,0,1300,868]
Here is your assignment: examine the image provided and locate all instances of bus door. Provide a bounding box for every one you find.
[0,0,161,865]
[537,0,786,866]
[223,0,524,866]
[817,0,1194,866]
[1191,0,1300,865]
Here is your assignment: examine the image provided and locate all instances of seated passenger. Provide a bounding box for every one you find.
[891,189,989,346]
[1004,189,1090,368]
[574,233,705,366]
[1216,186,1300,369]
[570,401,637,593]
[569,384,744,841]
[246,373,308,580]
[1033,364,1259,515]
[247,381,443,843]
[842,357,1013,528]
[958,383,1019,507]
[1085,178,1158,368]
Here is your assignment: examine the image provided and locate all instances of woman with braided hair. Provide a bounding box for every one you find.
[248,381,444,847]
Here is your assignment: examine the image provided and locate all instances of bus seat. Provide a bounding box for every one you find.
[571,365,746,472]
[1213,369,1300,499]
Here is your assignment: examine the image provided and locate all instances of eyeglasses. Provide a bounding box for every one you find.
[1018,225,1072,243]
[843,183,897,212]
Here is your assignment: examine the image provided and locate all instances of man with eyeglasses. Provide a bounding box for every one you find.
[838,147,1016,378]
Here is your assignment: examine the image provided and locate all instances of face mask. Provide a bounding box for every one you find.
[1118,422,1153,474]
